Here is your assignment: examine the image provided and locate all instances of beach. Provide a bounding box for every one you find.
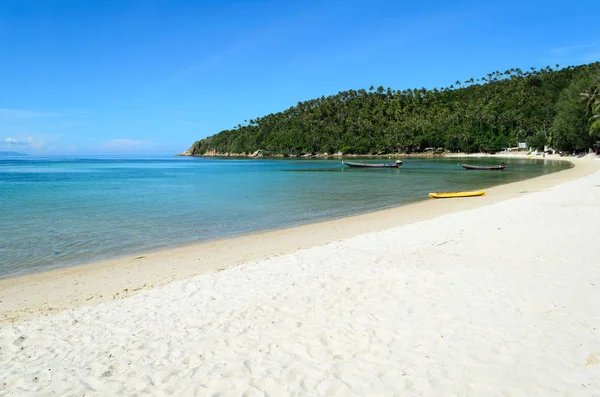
[1,154,600,396]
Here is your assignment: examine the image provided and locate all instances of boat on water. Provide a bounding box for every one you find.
[342,160,402,168]
[461,163,506,170]
[429,191,486,199]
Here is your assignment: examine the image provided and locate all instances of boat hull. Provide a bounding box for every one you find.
[429,191,486,199]
[461,164,506,170]
[342,161,401,168]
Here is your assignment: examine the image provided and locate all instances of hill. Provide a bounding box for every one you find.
[185,62,600,157]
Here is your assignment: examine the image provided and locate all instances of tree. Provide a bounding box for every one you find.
[590,100,600,137]
[580,85,599,116]
[186,62,599,156]
[581,73,600,137]
[527,130,547,150]
[550,77,591,151]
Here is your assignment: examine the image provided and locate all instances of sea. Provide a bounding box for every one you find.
[0,155,570,278]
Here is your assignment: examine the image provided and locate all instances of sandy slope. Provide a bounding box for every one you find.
[1,157,599,396]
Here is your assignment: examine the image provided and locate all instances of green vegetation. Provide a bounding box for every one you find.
[187,62,600,156]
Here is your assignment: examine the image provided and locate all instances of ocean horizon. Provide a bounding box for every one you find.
[0,155,570,278]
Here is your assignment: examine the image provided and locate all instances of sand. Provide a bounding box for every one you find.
[1,155,599,396]
[0,155,595,324]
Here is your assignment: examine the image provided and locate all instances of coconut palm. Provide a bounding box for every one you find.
[590,101,600,136]
[580,84,599,116]
[581,76,600,136]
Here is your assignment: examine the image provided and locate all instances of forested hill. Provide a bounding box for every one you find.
[185,62,600,156]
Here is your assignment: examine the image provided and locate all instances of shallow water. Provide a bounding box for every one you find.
[0,155,570,277]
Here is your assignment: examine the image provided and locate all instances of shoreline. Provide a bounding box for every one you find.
[1,155,598,323]
[180,150,580,159]
[0,153,563,281]
[3,155,600,395]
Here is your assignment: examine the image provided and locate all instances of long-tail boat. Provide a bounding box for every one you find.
[342,160,402,168]
[461,163,506,170]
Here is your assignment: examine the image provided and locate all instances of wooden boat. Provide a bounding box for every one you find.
[342,160,402,168]
[429,191,486,199]
[461,163,506,170]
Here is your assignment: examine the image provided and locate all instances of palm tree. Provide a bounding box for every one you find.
[580,83,600,116]
[590,101,600,136]
[580,76,600,137]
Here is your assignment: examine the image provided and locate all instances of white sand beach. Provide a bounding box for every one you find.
[1,156,600,396]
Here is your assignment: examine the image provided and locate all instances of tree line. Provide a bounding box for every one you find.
[186,62,600,156]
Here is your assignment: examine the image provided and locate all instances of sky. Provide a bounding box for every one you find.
[1,0,599,155]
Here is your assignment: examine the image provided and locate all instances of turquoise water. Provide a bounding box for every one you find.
[0,156,570,277]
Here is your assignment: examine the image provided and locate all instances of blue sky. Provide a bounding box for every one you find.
[1,0,599,155]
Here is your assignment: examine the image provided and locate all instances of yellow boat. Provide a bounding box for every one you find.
[429,191,486,199]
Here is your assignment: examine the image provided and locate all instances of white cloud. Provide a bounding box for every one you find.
[549,44,596,56]
[3,136,44,149]
[582,52,600,62]
[0,108,58,120]
[545,43,600,65]
[104,138,147,149]
[101,138,166,153]
[4,137,32,146]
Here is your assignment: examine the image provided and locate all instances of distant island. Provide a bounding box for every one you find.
[183,61,600,157]
[0,151,28,156]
